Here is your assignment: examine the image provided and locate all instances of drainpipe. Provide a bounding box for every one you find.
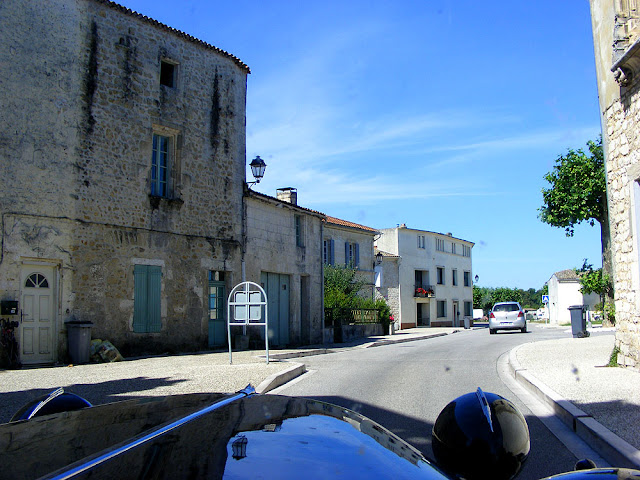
[321,221,325,344]
[241,186,247,282]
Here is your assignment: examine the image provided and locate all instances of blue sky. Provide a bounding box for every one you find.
[120,0,603,290]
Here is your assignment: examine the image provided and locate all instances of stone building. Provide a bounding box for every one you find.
[323,216,379,298]
[0,0,249,362]
[375,225,474,329]
[589,0,640,369]
[244,188,325,347]
[547,269,601,326]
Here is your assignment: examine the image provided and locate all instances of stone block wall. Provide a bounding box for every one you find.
[603,92,640,369]
[245,194,324,345]
[0,0,248,359]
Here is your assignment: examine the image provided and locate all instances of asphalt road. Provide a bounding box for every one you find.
[273,324,586,480]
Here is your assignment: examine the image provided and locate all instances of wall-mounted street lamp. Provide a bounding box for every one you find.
[474,275,479,284]
[247,156,267,188]
[232,435,248,459]
[374,252,383,268]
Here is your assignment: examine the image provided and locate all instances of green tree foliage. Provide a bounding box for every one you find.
[539,137,612,296]
[539,137,606,236]
[575,260,612,298]
[575,259,614,325]
[324,265,391,325]
[324,264,367,308]
[474,285,548,312]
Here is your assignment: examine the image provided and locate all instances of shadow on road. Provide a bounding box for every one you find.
[0,376,187,423]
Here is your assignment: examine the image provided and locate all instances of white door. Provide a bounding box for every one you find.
[21,267,56,364]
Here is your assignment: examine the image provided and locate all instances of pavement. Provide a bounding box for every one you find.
[0,323,639,469]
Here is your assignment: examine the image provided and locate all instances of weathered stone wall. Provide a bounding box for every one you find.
[0,0,248,358]
[245,195,324,345]
[603,93,640,369]
[590,0,640,370]
[375,259,400,324]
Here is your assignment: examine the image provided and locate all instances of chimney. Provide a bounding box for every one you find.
[276,187,297,205]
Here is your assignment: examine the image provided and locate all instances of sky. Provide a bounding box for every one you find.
[120,0,603,290]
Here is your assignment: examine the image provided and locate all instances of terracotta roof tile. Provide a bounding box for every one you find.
[553,269,581,281]
[325,216,378,234]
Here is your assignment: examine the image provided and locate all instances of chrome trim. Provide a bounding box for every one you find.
[475,387,494,433]
[49,385,257,480]
[28,387,65,420]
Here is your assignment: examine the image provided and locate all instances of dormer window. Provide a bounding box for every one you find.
[160,60,177,88]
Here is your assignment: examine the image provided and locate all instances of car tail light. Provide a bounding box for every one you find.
[518,310,524,318]
[489,312,495,319]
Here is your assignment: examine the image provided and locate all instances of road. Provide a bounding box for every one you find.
[273,324,593,480]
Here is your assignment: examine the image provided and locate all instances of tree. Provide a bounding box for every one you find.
[323,265,366,308]
[575,259,614,325]
[539,137,611,302]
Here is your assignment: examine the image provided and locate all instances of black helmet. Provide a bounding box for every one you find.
[11,388,92,421]
[432,388,530,480]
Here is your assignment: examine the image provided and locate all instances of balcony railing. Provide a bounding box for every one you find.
[414,285,435,298]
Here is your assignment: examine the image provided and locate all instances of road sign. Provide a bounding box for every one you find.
[228,281,268,364]
[542,295,549,304]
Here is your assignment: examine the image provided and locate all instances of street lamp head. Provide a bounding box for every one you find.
[249,156,267,184]
[474,275,479,283]
[375,252,383,267]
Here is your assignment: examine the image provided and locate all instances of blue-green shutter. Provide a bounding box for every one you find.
[345,242,349,266]
[133,265,162,333]
[330,239,335,265]
[133,265,147,333]
[355,243,360,267]
[147,266,162,332]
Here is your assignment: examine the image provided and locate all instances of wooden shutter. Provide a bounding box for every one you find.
[133,265,162,333]
[330,239,335,265]
[133,265,147,333]
[147,266,162,332]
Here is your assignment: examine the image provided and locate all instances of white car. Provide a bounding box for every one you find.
[489,302,526,334]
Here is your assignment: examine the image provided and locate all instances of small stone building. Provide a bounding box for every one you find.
[0,0,249,362]
[547,270,601,325]
[244,188,325,347]
[589,0,640,369]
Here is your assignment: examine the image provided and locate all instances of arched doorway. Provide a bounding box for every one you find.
[21,267,56,364]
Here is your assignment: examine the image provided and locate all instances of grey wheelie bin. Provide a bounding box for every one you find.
[568,305,589,338]
[66,320,93,363]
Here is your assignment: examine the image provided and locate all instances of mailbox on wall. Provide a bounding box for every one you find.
[1,300,19,315]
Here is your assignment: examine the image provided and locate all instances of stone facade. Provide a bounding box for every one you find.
[0,0,249,361]
[375,225,474,329]
[374,251,400,325]
[244,190,325,346]
[590,0,640,369]
[323,216,378,298]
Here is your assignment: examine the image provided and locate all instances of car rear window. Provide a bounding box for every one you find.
[493,304,519,312]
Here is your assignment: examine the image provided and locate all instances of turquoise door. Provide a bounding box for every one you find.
[260,272,290,347]
[208,271,226,348]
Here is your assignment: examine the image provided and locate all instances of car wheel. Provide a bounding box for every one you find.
[521,324,527,333]
[490,329,496,335]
